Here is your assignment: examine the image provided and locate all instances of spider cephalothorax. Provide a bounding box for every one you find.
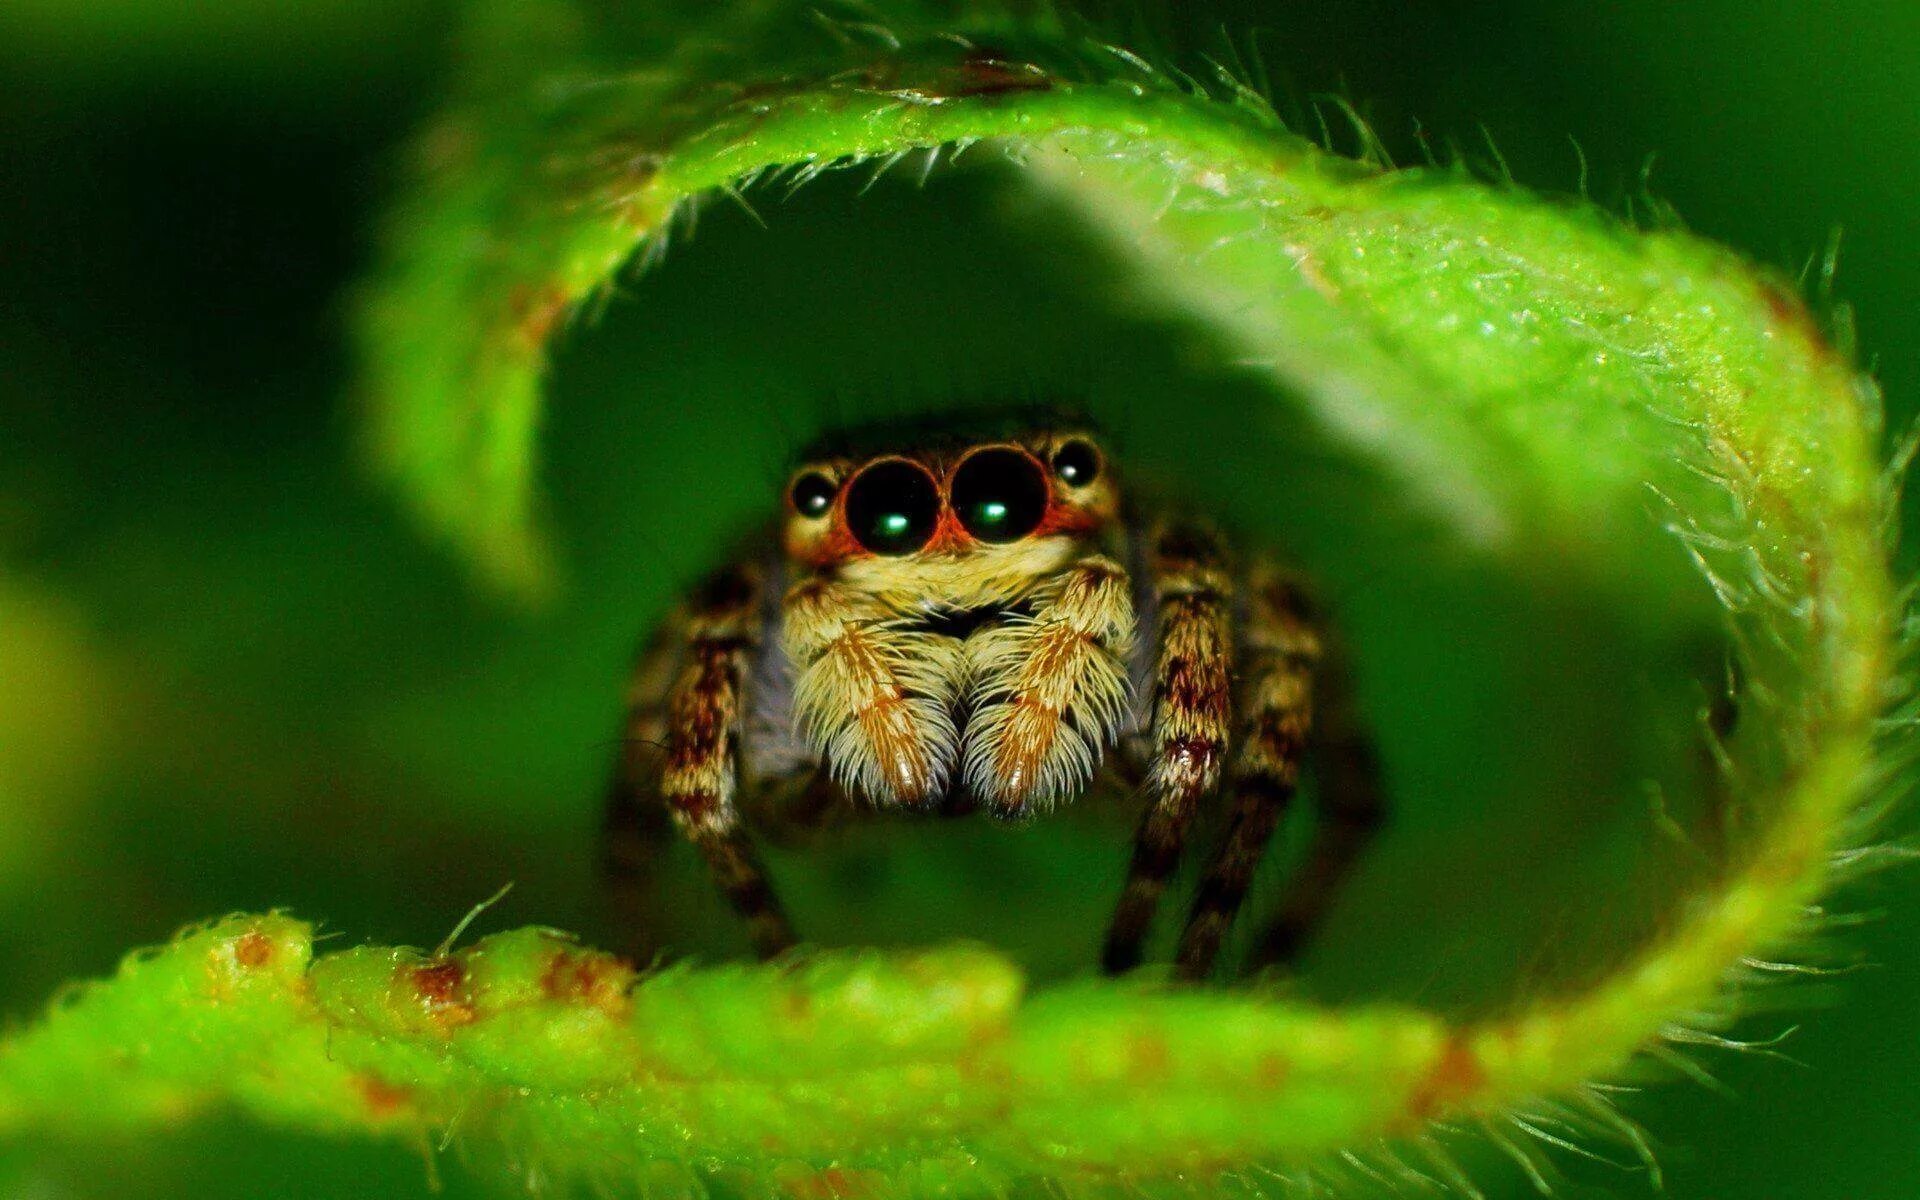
[779,431,1130,816]
[603,423,1385,979]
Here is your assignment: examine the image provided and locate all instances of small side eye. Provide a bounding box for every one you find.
[789,471,836,518]
[1050,438,1102,486]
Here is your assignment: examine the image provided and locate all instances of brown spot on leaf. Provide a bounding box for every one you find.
[507,283,572,350]
[778,984,815,1025]
[1758,277,1810,327]
[1129,1033,1172,1083]
[780,1166,884,1200]
[1255,1052,1291,1089]
[539,947,634,1016]
[732,79,795,104]
[409,959,476,1027]
[1756,276,1839,361]
[233,931,275,970]
[951,53,1053,98]
[1405,1036,1486,1122]
[355,1072,414,1118]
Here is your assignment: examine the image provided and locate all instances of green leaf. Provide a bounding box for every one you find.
[6,0,1896,1194]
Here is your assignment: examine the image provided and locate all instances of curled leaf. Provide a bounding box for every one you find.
[5,0,1900,1194]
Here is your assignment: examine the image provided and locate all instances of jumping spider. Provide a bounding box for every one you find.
[603,422,1384,979]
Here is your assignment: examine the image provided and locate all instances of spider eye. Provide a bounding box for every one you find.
[845,460,940,555]
[952,448,1048,544]
[1050,438,1101,487]
[789,471,836,518]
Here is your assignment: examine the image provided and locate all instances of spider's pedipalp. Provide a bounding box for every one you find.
[961,554,1135,818]
[784,577,964,806]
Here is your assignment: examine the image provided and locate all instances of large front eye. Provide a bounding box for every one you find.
[951,448,1048,544]
[844,460,940,555]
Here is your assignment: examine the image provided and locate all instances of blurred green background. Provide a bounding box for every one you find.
[2,1,1915,1196]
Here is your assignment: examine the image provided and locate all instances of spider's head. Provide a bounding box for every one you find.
[782,428,1120,602]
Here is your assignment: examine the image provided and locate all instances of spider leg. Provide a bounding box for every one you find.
[602,563,797,961]
[1100,522,1233,975]
[1173,568,1321,980]
[600,622,680,961]
[1251,622,1386,968]
[599,817,680,964]
[750,766,847,844]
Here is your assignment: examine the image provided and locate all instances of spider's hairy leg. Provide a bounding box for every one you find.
[784,575,964,807]
[1174,567,1322,980]
[962,555,1135,818]
[1101,522,1234,975]
[600,617,682,963]
[607,562,797,960]
[1251,621,1387,969]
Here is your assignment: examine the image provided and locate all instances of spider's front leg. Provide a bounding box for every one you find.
[603,562,797,960]
[1101,522,1234,974]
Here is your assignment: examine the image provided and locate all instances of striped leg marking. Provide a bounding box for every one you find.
[654,565,795,959]
[1253,624,1386,968]
[1174,570,1321,980]
[1100,523,1233,975]
[600,621,682,963]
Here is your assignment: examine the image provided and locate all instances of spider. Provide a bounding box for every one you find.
[602,420,1385,979]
